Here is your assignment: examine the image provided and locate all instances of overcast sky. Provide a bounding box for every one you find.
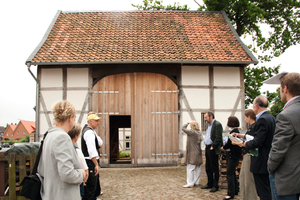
[0,0,299,127]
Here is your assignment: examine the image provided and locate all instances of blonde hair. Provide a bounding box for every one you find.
[88,112,96,116]
[189,120,200,130]
[67,123,82,139]
[52,100,76,124]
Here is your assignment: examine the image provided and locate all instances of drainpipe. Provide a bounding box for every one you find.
[27,63,39,142]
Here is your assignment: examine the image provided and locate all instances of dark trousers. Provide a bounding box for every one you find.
[205,145,219,189]
[253,173,272,200]
[226,155,239,197]
[83,159,101,200]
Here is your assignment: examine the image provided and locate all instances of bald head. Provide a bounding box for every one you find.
[254,95,268,108]
[253,95,268,114]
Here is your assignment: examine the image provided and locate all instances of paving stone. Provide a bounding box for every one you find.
[97,166,244,200]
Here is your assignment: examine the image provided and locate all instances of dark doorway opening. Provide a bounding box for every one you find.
[109,115,131,164]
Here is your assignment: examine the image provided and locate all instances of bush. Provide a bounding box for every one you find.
[119,150,131,158]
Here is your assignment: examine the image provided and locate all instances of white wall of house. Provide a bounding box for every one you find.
[180,65,244,152]
[38,65,244,162]
[39,68,90,142]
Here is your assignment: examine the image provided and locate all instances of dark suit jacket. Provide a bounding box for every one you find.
[268,97,300,195]
[246,111,275,174]
[211,120,223,155]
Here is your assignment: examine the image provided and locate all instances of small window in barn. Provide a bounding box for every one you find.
[125,136,131,140]
[23,131,25,135]
[17,131,19,135]
[125,141,131,149]
[201,113,208,132]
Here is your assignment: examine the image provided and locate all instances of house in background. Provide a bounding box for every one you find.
[2,124,17,141]
[26,10,258,167]
[11,120,36,141]
[2,121,35,141]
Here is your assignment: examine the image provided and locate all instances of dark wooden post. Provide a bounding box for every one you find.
[8,153,16,200]
[19,153,27,200]
[0,154,6,197]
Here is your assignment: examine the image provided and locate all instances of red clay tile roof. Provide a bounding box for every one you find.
[27,11,257,65]
[20,120,36,133]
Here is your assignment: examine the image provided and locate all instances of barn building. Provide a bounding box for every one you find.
[26,10,258,167]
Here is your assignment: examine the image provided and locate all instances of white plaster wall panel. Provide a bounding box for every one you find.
[181,111,202,151]
[214,89,241,109]
[41,91,63,111]
[213,67,240,86]
[39,113,54,140]
[77,113,88,150]
[183,89,209,109]
[182,66,209,85]
[215,111,243,132]
[213,111,230,132]
[67,68,89,87]
[40,68,63,87]
[67,91,88,110]
[181,110,202,126]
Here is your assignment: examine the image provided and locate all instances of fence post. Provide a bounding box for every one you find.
[19,153,27,200]
[29,153,36,175]
[8,153,16,200]
[0,154,6,197]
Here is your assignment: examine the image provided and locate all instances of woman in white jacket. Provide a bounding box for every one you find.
[38,100,87,200]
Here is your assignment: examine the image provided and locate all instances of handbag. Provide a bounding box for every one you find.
[20,132,48,200]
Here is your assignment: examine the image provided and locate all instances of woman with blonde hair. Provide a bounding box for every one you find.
[182,120,203,188]
[38,100,87,200]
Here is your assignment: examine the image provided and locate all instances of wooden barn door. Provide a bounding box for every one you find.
[92,72,179,166]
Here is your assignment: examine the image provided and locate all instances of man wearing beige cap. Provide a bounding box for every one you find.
[81,112,103,200]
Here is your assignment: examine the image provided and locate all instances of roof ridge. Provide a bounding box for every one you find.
[61,10,221,14]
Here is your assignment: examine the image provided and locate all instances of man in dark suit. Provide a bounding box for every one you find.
[243,95,276,200]
[267,72,300,199]
[201,112,223,193]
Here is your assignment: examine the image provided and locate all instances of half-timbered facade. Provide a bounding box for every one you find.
[26,10,257,167]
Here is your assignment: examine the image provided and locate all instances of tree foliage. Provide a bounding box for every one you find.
[132,0,188,11]
[200,0,300,59]
[244,65,280,107]
[269,88,285,118]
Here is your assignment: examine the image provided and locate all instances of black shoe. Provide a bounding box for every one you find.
[201,184,212,189]
[223,196,234,200]
[209,187,218,193]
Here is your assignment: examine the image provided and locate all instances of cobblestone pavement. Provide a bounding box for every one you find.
[97,166,244,200]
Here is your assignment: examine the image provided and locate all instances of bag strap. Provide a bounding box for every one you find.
[31,131,48,175]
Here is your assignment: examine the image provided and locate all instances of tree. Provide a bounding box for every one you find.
[200,0,300,60]
[244,65,280,107]
[269,88,285,118]
[132,0,188,11]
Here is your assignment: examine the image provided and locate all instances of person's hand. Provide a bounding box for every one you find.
[210,146,214,150]
[94,164,99,176]
[231,132,239,137]
[221,147,225,152]
[231,140,243,147]
[83,169,89,184]
[81,169,87,181]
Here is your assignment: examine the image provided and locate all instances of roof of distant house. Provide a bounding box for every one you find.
[19,120,36,133]
[26,10,258,66]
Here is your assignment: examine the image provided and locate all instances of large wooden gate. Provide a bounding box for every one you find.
[92,72,179,166]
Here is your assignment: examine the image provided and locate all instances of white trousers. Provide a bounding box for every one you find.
[186,164,201,186]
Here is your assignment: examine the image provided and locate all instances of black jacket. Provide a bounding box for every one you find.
[246,111,276,174]
[223,128,242,160]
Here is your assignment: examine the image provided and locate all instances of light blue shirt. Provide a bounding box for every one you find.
[204,119,215,145]
[256,110,268,120]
